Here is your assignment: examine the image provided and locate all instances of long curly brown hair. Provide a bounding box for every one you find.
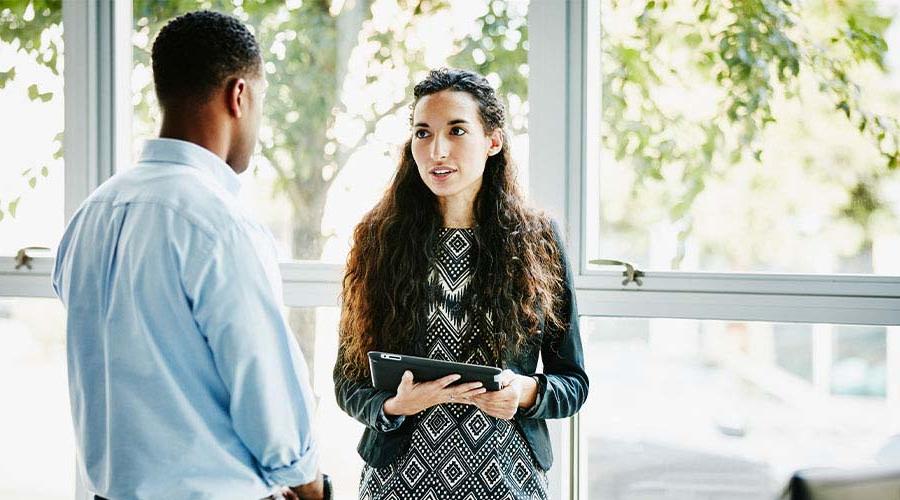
[338,68,566,380]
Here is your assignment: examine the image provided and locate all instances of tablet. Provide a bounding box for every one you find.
[368,351,504,392]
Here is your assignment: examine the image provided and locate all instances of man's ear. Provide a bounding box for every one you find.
[487,128,503,156]
[225,77,247,119]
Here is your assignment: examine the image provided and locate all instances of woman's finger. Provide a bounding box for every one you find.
[431,373,462,388]
[455,387,487,400]
[452,381,483,394]
[398,370,415,390]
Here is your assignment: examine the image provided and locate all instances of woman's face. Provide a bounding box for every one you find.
[411,90,503,202]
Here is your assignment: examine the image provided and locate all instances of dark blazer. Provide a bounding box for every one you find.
[333,222,589,471]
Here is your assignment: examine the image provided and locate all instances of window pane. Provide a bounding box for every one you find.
[0,298,72,499]
[288,306,363,498]
[581,317,900,499]
[588,0,900,274]
[133,1,529,261]
[0,4,65,255]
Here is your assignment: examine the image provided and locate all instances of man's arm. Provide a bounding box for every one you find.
[183,226,320,488]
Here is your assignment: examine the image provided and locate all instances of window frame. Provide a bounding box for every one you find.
[2,1,899,499]
[561,2,900,327]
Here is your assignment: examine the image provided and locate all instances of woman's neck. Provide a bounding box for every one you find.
[438,194,476,228]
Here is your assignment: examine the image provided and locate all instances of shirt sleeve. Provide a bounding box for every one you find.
[332,348,407,432]
[182,225,319,487]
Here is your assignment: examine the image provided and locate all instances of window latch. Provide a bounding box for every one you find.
[590,259,645,287]
[14,246,50,270]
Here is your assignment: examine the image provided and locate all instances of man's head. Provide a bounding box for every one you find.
[152,10,265,173]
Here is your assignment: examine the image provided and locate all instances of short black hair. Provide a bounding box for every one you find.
[151,10,261,108]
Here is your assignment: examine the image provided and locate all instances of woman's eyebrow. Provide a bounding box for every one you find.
[414,118,470,127]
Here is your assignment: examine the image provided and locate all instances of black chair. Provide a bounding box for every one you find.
[783,465,900,500]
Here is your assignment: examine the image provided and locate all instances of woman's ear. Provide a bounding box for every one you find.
[487,128,504,156]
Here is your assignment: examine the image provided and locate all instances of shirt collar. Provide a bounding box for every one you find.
[138,138,241,195]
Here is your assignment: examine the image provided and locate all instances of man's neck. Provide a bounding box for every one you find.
[159,115,231,170]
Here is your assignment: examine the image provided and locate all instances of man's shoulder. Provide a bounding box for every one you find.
[88,165,251,239]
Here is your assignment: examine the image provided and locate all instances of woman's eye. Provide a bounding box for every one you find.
[414,129,430,139]
[450,127,467,136]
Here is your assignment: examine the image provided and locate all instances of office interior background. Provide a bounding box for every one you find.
[1,0,899,498]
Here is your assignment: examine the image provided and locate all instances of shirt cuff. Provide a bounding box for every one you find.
[376,405,406,432]
[259,441,320,488]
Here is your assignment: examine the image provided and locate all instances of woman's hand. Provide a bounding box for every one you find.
[469,370,538,420]
[383,371,486,416]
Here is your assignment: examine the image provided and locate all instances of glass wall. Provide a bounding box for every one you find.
[0,2,65,255]
[581,317,899,499]
[0,298,72,499]
[132,0,530,262]
[586,0,900,275]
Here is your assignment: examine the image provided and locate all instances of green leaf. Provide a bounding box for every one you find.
[41,166,48,177]
[27,84,53,102]
[0,67,15,89]
[8,197,20,218]
[836,101,851,119]
[21,167,32,177]
[0,209,4,223]
[685,33,703,47]
[28,177,37,189]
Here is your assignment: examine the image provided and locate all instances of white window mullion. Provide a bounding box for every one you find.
[63,0,99,222]
[576,289,900,326]
[0,256,54,298]
[279,261,342,308]
[529,1,587,499]
[62,0,130,224]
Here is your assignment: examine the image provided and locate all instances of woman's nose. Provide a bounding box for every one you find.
[430,135,449,161]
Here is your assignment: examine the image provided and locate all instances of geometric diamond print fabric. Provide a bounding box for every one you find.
[359,228,549,500]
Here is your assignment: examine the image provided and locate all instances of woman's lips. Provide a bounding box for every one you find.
[429,167,456,181]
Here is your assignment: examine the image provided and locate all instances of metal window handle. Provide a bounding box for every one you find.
[14,246,50,270]
[590,258,645,287]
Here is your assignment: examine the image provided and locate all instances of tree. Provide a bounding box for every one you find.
[600,0,898,270]
[0,0,62,223]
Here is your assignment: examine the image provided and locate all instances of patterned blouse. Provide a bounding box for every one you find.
[358,228,549,500]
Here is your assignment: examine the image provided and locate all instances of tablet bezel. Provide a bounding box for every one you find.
[367,351,504,392]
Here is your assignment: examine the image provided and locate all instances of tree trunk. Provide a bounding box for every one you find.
[287,0,372,385]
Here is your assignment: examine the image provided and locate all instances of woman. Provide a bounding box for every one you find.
[334,68,588,499]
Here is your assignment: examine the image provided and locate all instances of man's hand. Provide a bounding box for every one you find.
[469,370,538,420]
[383,371,487,416]
[281,472,325,500]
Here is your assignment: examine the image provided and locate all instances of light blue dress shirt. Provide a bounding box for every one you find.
[53,138,319,499]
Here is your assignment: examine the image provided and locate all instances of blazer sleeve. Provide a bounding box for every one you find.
[520,220,590,419]
[333,346,407,432]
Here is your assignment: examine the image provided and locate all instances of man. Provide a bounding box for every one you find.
[53,11,328,499]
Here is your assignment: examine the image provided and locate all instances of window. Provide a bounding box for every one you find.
[0,298,72,499]
[0,2,64,255]
[2,2,898,498]
[580,317,899,499]
[132,0,529,262]
[586,0,900,275]
[286,306,365,498]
